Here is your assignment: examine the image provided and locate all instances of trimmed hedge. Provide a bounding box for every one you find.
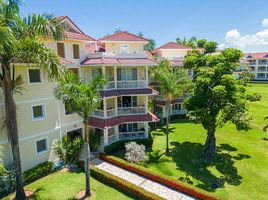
[91,165,164,200]
[100,154,221,200]
[104,133,153,154]
[23,161,54,184]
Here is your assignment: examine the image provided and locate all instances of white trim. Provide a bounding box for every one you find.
[16,96,55,105]
[27,68,43,85]
[35,137,49,155]
[31,103,47,121]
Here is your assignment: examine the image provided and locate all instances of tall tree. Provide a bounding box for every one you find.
[0,1,64,199]
[184,41,250,160]
[151,60,189,154]
[144,39,156,52]
[176,36,197,48]
[54,71,106,197]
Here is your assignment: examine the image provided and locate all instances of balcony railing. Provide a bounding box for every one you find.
[117,107,146,115]
[108,134,116,144]
[117,80,146,89]
[119,131,145,140]
[92,110,104,117]
[107,108,116,117]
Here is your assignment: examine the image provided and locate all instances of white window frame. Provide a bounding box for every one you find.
[27,68,43,85]
[72,43,80,59]
[56,42,66,58]
[35,137,49,155]
[120,44,129,53]
[32,103,47,121]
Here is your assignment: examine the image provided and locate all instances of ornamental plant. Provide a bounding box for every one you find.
[124,142,148,163]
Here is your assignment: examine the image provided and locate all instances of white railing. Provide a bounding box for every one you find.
[87,52,148,59]
[92,110,104,117]
[117,80,146,89]
[117,107,146,115]
[106,81,116,89]
[108,134,116,144]
[172,110,186,115]
[119,131,145,140]
[107,108,116,117]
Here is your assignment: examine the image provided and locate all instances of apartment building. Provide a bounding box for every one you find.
[80,32,159,151]
[150,42,192,119]
[244,52,268,81]
[0,17,159,171]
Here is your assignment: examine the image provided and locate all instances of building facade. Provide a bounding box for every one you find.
[244,52,268,81]
[0,17,158,171]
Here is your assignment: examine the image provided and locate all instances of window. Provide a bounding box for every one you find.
[120,44,129,53]
[119,123,138,132]
[28,69,42,83]
[117,68,138,81]
[32,104,45,120]
[36,138,48,154]
[92,68,102,79]
[73,44,80,59]
[57,42,65,58]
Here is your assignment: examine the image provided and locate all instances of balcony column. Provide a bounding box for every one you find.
[145,66,149,87]
[114,66,117,88]
[114,97,118,116]
[145,122,149,138]
[145,96,148,113]
[115,125,119,140]
[103,129,108,146]
[103,98,107,118]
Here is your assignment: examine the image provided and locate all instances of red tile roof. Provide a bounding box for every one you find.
[100,88,159,98]
[81,58,158,66]
[99,32,149,42]
[244,52,268,59]
[153,42,191,53]
[59,58,74,65]
[88,111,158,129]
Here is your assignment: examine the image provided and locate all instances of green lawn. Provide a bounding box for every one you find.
[4,171,132,200]
[114,83,268,200]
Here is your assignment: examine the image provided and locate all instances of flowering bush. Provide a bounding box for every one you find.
[124,142,148,163]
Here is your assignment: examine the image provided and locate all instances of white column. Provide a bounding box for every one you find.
[145,122,149,138]
[104,129,108,146]
[114,97,118,116]
[103,98,107,118]
[115,125,119,140]
[145,66,148,86]
[102,66,106,76]
[145,96,148,113]
[114,66,117,88]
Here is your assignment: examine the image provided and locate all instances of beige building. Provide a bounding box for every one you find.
[0,17,158,171]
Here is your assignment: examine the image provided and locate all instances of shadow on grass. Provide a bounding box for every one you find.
[170,142,250,192]
[28,187,45,200]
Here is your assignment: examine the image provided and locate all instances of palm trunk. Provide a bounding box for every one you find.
[2,72,26,200]
[204,127,216,160]
[165,103,170,154]
[84,122,91,196]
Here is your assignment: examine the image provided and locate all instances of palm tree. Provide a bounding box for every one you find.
[0,1,65,199]
[176,36,197,48]
[54,71,106,197]
[151,60,189,154]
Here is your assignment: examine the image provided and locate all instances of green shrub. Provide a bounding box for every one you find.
[105,133,153,154]
[0,164,16,196]
[23,161,54,184]
[91,165,164,200]
[246,93,262,102]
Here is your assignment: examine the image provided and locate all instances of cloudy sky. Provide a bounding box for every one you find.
[21,0,268,52]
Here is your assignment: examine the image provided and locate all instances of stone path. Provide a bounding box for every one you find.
[92,158,194,200]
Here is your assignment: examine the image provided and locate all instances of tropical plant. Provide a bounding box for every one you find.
[54,71,106,197]
[176,36,197,48]
[0,1,65,199]
[151,60,190,154]
[144,38,156,52]
[184,41,250,159]
[53,136,84,165]
[124,142,148,163]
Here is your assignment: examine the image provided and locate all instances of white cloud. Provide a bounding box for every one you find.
[220,19,268,52]
[262,18,268,27]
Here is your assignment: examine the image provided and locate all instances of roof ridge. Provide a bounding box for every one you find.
[99,31,149,42]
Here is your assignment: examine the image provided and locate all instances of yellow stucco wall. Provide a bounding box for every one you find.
[105,42,144,53]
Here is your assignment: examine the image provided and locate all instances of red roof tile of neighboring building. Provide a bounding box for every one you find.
[244,52,268,59]
[99,32,149,42]
[88,111,158,129]
[59,58,74,65]
[153,42,191,53]
[81,58,158,66]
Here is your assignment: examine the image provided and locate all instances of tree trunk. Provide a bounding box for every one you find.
[204,128,216,160]
[165,103,170,154]
[84,122,91,196]
[2,73,26,200]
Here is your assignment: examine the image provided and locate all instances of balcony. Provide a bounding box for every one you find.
[105,80,146,89]
[117,107,146,115]
[87,52,149,59]
[119,131,146,140]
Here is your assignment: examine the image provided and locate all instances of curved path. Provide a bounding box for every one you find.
[92,158,194,200]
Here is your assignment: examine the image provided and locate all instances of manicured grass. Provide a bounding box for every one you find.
[4,171,133,200]
[113,83,268,200]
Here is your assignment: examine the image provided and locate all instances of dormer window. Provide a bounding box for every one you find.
[120,44,129,53]
[57,42,65,58]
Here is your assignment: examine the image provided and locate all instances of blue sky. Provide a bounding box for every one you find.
[21,0,268,52]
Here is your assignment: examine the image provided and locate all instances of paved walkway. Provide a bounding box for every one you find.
[92,158,194,200]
